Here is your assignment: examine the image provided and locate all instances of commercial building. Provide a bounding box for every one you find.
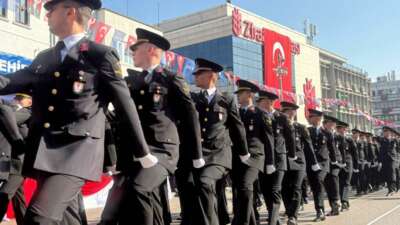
[158,3,322,124]
[372,72,400,133]
[319,49,372,131]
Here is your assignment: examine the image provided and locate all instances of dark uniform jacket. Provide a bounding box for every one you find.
[377,137,398,165]
[357,140,368,170]
[308,126,337,172]
[290,122,318,171]
[0,102,30,180]
[116,68,202,174]
[337,135,358,173]
[239,105,274,172]
[264,110,295,171]
[191,90,248,169]
[0,38,149,181]
[366,142,378,167]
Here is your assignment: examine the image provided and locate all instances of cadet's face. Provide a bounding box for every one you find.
[284,109,296,119]
[46,3,70,36]
[194,71,213,89]
[237,91,250,105]
[352,132,359,139]
[132,43,150,68]
[337,127,346,135]
[309,116,321,126]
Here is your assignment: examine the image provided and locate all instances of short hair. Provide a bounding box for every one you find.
[63,0,92,29]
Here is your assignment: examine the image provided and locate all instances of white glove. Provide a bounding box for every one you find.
[312,164,321,171]
[193,158,206,169]
[137,153,158,168]
[379,162,382,167]
[240,153,251,164]
[288,156,298,161]
[353,169,359,173]
[266,165,276,174]
[331,161,339,166]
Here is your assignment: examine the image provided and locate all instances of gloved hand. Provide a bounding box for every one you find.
[266,165,276,174]
[193,158,206,169]
[312,164,321,171]
[137,153,158,168]
[240,153,251,165]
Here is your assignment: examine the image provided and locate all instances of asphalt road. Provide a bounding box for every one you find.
[3,188,400,225]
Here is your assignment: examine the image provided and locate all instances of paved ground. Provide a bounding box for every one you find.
[3,188,400,225]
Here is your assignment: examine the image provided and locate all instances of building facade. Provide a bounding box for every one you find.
[0,0,52,75]
[158,3,322,124]
[372,72,400,133]
[320,49,372,131]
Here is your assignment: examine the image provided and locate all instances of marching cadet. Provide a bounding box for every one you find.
[0,94,32,225]
[111,29,204,225]
[356,131,369,195]
[0,0,153,223]
[372,136,383,190]
[336,121,358,211]
[232,80,274,225]
[393,131,400,192]
[256,91,296,225]
[377,126,398,196]
[320,115,341,217]
[306,109,337,222]
[190,58,250,225]
[280,102,320,225]
[365,132,378,193]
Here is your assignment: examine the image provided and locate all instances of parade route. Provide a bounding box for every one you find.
[3,188,400,225]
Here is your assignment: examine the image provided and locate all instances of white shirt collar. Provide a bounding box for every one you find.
[62,33,86,52]
[146,64,160,74]
[204,87,217,96]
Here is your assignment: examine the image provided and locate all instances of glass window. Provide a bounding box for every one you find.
[0,0,7,17]
[15,0,29,25]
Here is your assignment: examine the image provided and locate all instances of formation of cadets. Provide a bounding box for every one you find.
[0,0,400,225]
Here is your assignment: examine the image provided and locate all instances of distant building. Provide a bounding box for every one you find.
[372,71,400,133]
[319,48,372,131]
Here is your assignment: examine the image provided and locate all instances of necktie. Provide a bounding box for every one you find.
[54,41,66,64]
[143,70,152,84]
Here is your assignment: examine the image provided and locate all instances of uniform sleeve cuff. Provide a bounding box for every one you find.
[240,153,251,162]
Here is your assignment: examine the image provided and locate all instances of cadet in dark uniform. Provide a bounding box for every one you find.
[232,80,274,225]
[306,110,337,222]
[321,115,341,217]
[336,121,358,211]
[0,94,32,225]
[365,132,377,193]
[377,126,398,196]
[190,58,250,225]
[257,91,296,225]
[280,102,320,225]
[0,0,152,224]
[111,29,203,225]
[356,131,369,195]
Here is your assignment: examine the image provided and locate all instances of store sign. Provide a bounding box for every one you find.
[0,52,31,74]
[232,8,300,55]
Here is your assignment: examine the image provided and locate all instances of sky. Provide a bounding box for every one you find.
[103,0,400,80]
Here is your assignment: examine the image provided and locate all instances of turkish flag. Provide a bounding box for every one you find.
[126,35,137,49]
[263,28,292,105]
[94,22,111,43]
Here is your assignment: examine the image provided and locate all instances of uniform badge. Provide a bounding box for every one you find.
[249,125,254,131]
[35,65,42,73]
[277,129,280,134]
[296,136,300,141]
[73,81,85,94]
[112,61,123,78]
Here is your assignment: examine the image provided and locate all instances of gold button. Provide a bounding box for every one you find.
[54,72,60,77]
[201,138,204,142]
[202,128,206,132]
[138,105,143,110]
[79,76,84,81]
[204,118,208,122]
[206,108,210,112]
[48,106,54,111]
[43,123,50,128]
[51,89,58,95]
[140,90,145,95]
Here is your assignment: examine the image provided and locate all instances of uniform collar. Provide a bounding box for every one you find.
[145,64,160,74]
[204,86,217,97]
[62,33,86,52]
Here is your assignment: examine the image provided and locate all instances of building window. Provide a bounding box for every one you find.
[0,0,7,18]
[15,0,29,25]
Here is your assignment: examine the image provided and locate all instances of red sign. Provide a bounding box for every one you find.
[232,8,300,55]
[263,28,292,103]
